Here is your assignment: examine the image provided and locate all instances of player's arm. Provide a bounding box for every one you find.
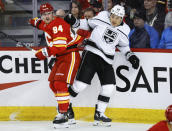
[35,40,67,60]
[35,47,50,60]
[35,26,84,60]
[29,17,46,31]
[64,14,97,31]
[35,21,69,60]
[116,26,131,55]
[64,12,106,31]
[117,30,140,69]
[60,19,85,48]
[67,33,85,48]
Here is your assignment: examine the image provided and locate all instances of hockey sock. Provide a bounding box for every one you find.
[97,84,115,113]
[97,96,109,113]
[53,81,70,113]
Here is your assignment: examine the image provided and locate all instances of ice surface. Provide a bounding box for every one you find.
[0,121,152,131]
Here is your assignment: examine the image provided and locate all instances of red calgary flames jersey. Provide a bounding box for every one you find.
[37,17,83,56]
[148,121,170,131]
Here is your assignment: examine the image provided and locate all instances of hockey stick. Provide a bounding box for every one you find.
[0,31,56,70]
[0,31,36,52]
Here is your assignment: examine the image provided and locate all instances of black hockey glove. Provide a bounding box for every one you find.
[126,52,140,69]
[64,14,76,26]
[79,39,89,47]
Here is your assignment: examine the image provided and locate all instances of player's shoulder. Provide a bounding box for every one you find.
[94,11,109,20]
[97,11,109,16]
[92,11,110,24]
[117,22,130,36]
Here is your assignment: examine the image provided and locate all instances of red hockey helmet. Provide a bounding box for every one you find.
[40,3,54,14]
[165,105,172,122]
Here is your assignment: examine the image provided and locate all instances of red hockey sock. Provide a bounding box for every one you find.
[53,81,69,113]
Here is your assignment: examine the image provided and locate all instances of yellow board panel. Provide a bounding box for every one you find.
[0,107,165,124]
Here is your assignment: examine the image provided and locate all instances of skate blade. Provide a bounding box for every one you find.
[93,120,111,127]
[68,118,76,125]
[53,122,69,129]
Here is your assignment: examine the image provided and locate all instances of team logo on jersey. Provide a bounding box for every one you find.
[103,28,118,44]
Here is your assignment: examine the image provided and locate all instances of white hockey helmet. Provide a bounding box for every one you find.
[110,5,125,18]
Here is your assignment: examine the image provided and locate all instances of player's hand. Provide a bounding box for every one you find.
[64,14,76,25]
[35,47,49,60]
[126,52,140,69]
[78,39,88,48]
[28,17,42,27]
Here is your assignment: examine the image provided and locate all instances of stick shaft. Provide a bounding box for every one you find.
[0,31,35,51]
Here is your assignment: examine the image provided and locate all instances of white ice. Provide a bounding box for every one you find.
[0,121,153,131]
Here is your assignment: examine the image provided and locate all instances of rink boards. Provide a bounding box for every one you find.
[0,48,172,123]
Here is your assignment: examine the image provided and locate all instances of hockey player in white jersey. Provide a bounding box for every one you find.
[64,5,140,126]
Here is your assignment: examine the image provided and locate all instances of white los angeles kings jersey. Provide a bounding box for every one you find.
[78,11,131,64]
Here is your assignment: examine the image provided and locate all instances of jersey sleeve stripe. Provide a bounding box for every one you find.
[36,48,49,57]
[36,49,42,53]
[42,48,49,57]
[92,18,111,26]
[117,29,129,40]
[53,37,67,41]
[67,35,81,45]
[53,44,67,47]
[53,40,67,45]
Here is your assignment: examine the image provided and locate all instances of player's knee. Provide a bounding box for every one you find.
[73,80,88,92]
[68,80,88,97]
[100,84,115,97]
[68,85,78,97]
[53,81,68,92]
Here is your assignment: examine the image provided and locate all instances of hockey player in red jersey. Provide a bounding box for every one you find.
[29,3,84,128]
[148,105,172,131]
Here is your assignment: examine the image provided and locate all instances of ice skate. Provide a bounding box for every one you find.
[53,113,69,129]
[93,105,111,127]
[67,103,76,125]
